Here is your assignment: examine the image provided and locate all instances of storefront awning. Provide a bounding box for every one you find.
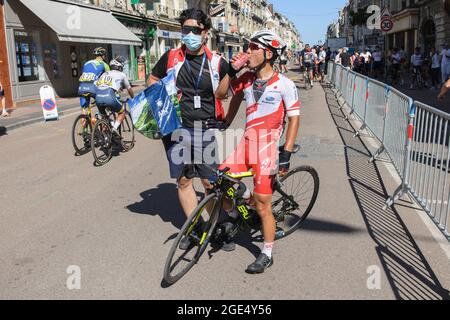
[19,0,142,46]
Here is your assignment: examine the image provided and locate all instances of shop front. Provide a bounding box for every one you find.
[111,13,157,83]
[387,8,420,57]
[4,0,141,102]
[157,27,182,57]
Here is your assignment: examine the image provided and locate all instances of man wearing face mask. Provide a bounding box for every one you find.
[147,9,231,250]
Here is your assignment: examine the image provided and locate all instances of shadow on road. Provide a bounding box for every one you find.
[126,183,186,230]
[323,83,450,300]
[300,218,363,234]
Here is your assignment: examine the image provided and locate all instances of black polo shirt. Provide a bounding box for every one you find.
[152,50,229,128]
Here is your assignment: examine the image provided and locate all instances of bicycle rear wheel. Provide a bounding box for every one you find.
[164,193,221,285]
[120,111,135,152]
[72,114,92,155]
[272,165,319,239]
[91,119,113,166]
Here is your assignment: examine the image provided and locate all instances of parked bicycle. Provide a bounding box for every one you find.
[91,100,135,166]
[163,145,319,285]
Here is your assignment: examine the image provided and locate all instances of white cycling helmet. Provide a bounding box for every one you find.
[250,30,287,58]
[109,58,124,71]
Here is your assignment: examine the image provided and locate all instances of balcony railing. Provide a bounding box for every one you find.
[169,8,181,20]
[70,0,109,9]
[114,0,127,11]
[155,3,169,18]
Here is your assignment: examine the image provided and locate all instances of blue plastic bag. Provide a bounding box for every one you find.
[129,70,182,139]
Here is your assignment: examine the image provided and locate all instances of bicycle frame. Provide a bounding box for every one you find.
[209,169,300,231]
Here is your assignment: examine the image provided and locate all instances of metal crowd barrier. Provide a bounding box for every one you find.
[407,102,450,237]
[327,61,449,240]
[351,74,368,135]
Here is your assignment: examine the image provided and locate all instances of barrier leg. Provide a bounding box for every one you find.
[344,109,354,121]
[369,145,385,163]
[353,124,367,138]
[384,184,407,210]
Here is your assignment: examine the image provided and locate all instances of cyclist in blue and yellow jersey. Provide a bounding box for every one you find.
[78,47,110,114]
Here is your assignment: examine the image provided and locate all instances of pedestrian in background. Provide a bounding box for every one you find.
[372,46,384,79]
[430,47,441,90]
[340,47,351,69]
[0,79,8,117]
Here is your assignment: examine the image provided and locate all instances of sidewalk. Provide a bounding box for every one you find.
[0,83,146,132]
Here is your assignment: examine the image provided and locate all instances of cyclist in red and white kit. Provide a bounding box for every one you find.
[216,30,301,274]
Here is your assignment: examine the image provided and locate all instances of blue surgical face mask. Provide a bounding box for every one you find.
[182,33,203,51]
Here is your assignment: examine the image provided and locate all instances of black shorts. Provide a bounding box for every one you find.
[0,89,4,97]
[162,127,219,181]
[280,60,288,65]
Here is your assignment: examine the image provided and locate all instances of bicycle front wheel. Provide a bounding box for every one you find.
[164,193,221,285]
[91,119,113,166]
[272,166,319,239]
[72,114,92,155]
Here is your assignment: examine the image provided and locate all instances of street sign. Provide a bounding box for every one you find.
[39,85,59,121]
[381,18,394,32]
[381,6,392,18]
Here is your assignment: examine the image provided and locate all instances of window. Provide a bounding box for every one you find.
[14,30,40,82]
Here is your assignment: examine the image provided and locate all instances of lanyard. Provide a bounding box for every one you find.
[184,53,206,95]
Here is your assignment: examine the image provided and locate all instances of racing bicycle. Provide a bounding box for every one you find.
[72,94,97,156]
[163,145,319,285]
[91,100,135,166]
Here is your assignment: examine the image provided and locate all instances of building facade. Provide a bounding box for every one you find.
[0,0,300,105]
[335,0,450,56]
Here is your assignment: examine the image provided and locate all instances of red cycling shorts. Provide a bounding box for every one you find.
[220,136,279,195]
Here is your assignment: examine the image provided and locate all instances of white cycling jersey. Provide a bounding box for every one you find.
[231,72,301,141]
[96,70,131,92]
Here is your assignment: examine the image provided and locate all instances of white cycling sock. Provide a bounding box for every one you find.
[262,242,274,258]
[113,121,121,130]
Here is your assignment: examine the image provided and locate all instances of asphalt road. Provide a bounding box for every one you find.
[0,72,449,300]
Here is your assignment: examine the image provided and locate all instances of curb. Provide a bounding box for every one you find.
[2,107,80,132]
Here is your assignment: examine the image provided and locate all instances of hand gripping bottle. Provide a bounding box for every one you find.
[231,53,249,71]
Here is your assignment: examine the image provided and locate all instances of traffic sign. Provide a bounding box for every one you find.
[381,18,394,32]
[381,6,392,18]
[39,85,59,121]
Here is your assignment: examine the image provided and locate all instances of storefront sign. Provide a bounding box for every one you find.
[39,85,59,121]
[157,30,181,40]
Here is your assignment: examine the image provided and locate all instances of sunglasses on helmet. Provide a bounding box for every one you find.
[182,26,204,35]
